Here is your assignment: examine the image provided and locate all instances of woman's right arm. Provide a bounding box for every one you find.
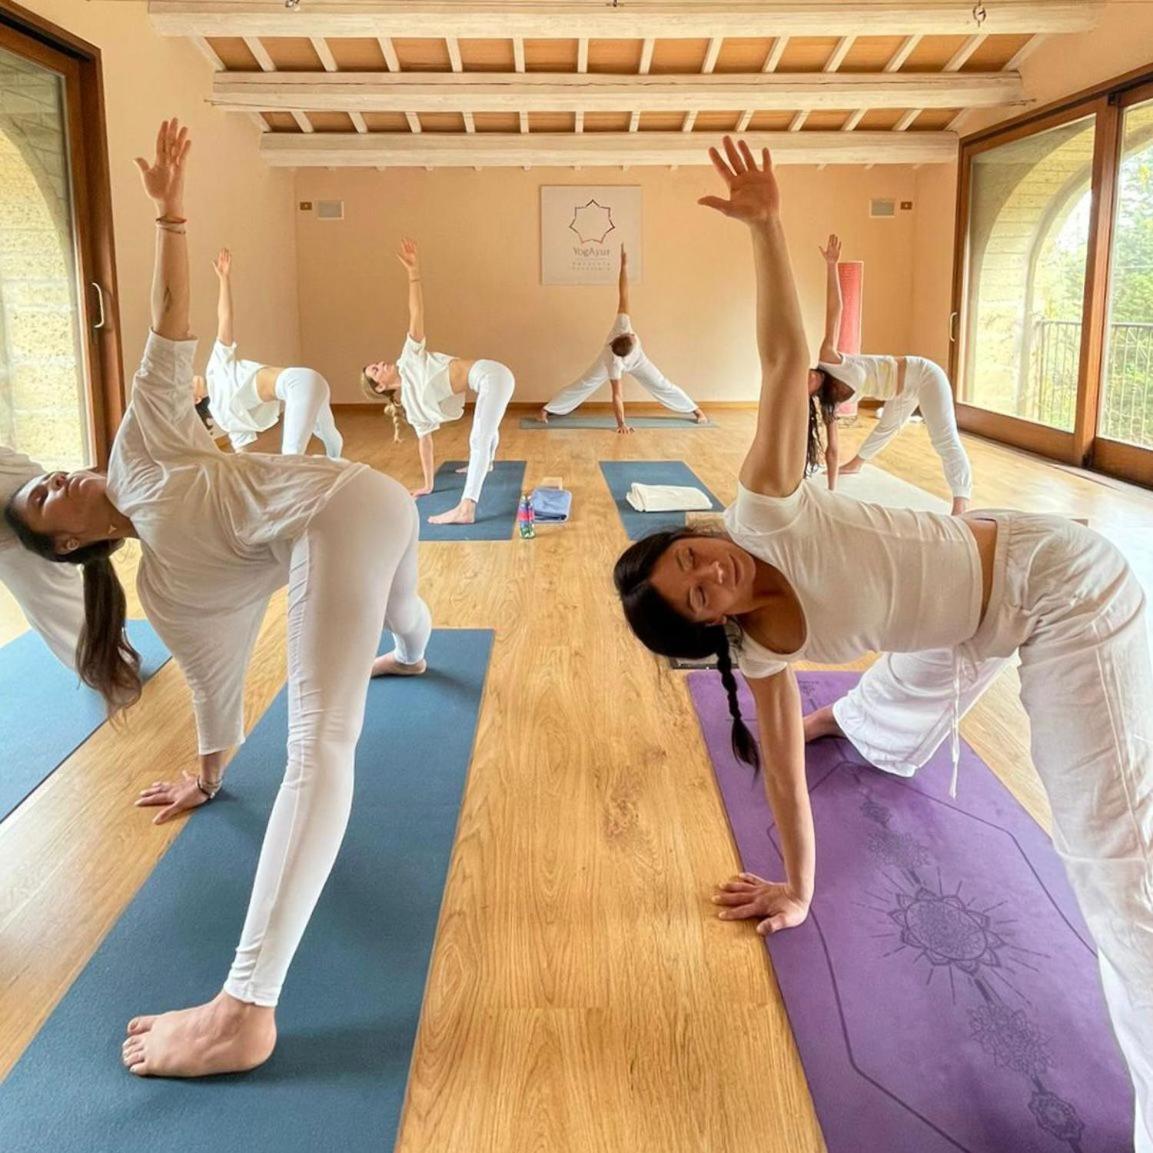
[414,433,436,495]
[397,237,425,342]
[610,378,632,434]
[213,247,234,347]
[617,245,630,315]
[699,139,809,499]
[714,666,814,933]
[818,233,843,364]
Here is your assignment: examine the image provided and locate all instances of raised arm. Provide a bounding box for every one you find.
[714,667,814,934]
[213,247,234,347]
[818,233,843,364]
[617,244,630,315]
[699,138,809,497]
[397,237,425,343]
[135,119,191,342]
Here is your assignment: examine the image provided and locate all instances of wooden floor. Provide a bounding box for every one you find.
[3,407,1153,1152]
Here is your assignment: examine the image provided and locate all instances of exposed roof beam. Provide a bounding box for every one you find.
[577,37,588,74]
[350,110,369,132]
[242,34,274,71]
[824,35,854,73]
[883,33,921,72]
[310,36,337,72]
[446,36,463,72]
[290,110,313,133]
[211,70,1025,114]
[943,32,987,72]
[260,130,958,168]
[789,111,809,131]
[151,2,1101,39]
[639,37,655,74]
[702,36,723,74]
[377,36,399,71]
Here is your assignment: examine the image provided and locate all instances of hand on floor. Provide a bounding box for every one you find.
[712,872,811,936]
[135,771,213,825]
[616,423,635,435]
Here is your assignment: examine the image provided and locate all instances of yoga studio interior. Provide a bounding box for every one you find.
[4,1,1153,1150]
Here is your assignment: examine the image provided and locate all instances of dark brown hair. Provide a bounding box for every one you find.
[610,333,636,358]
[807,369,839,476]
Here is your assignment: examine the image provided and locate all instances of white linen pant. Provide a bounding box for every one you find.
[463,359,515,504]
[274,367,343,459]
[223,469,431,1007]
[0,542,84,669]
[856,357,972,498]
[832,513,1153,1150]
[543,354,697,415]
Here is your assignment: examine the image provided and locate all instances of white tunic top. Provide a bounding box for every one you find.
[604,313,644,380]
[109,333,366,754]
[396,334,465,438]
[1,446,42,549]
[723,481,983,679]
[205,340,281,451]
[817,353,900,401]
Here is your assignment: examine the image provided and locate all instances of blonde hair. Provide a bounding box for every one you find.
[360,368,404,442]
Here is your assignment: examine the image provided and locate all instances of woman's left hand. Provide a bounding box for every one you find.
[697,137,780,225]
[397,237,420,274]
[133,118,190,213]
[712,872,811,935]
[135,771,212,825]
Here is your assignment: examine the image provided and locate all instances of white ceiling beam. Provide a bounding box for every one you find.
[242,35,274,72]
[893,108,921,131]
[211,71,1025,114]
[377,36,400,71]
[577,37,588,74]
[405,111,422,133]
[824,35,854,73]
[151,2,1102,40]
[350,110,369,132]
[764,36,789,73]
[883,33,921,72]
[310,36,338,72]
[682,111,697,132]
[261,130,958,168]
[639,37,655,74]
[841,108,866,132]
[290,110,314,133]
[192,35,267,133]
[1004,33,1047,72]
[702,36,723,74]
[513,37,525,73]
[788,111,809,131]
[943,32,987,72]
[446,36,463,72]
[463,110,475,132]
[575,109,584,133]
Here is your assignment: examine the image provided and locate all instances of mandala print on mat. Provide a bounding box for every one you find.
[854,772,1087,1151]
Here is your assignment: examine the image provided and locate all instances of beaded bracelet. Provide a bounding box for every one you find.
[195,776,222,801]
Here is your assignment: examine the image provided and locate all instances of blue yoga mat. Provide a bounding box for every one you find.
[599,460,724,540]
[0,619,170,822]
[0,628,493,1153]
[520,414,713,429]
[415,459,526,541]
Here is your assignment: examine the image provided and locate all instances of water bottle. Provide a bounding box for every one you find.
[518,493,536,539]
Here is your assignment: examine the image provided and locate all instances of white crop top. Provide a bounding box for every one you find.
[396,334,466,437]
[818,353,900,401]
[204,340,280,451]
[109,333,366,754]
[723,481,983,680]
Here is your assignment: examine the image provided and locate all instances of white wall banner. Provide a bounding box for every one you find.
[540,185,643,285]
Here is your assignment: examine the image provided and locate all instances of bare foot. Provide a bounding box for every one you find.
[372,651,427,678]
[803,705,844,744]
[838,457,864,476]
[692,409,708,424]
[122,991,276,1078]
[429,499,477,526]
[538,407,550,424]
[951,497,971,516]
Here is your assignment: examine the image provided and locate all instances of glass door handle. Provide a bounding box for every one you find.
[90,281,106,330]
[948,310,959,343]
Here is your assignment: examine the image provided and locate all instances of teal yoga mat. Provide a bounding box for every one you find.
[0,619,170,822]
[0,628,493,1153]
[520,414,712,429]
[416,459,526,541]
[599,459,724,539]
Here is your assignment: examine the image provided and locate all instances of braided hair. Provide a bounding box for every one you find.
[613,528,760,771]
[806,369,839,476]
[360,368,405,442]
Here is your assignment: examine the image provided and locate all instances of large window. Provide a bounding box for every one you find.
[954,71,1153,484]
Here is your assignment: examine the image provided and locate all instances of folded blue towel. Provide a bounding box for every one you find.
[531,487,572,522]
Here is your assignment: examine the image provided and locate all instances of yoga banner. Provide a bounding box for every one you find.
[540,185,642,285]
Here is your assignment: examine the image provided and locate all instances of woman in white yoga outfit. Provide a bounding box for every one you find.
[361,238,516,527]
[198,247,343,459]
[5,121,431,1079]
[613,138,1152,1151]
[539,246,706,433]
[0,445,83,669]
[808,233,972,515]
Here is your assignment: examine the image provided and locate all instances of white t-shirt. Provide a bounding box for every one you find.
[723,481,983,679]
[1,445,42,549]
[108,333,366,753]
[396,334,465,438]
[817,353,900,401]
[205,340,280,451]
[604,313,644,380]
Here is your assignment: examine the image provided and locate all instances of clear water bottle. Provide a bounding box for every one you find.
[517,492,536,539]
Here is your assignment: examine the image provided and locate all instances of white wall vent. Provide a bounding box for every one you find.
[869,198,896,219]
[316,199,344,221]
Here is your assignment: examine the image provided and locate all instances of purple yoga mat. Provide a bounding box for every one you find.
[689,669,1134,1153]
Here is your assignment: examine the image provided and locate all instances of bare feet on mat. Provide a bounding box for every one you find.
[803,705,844,743]
[429,499,477,525]
[951,497,971,516]
[122,992,276,1078]
[371,652,427,678]
[692,409,708,424]
[837,456,864,476]
[538,407,550,423]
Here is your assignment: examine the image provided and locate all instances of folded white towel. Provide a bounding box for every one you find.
[625,482,713,513]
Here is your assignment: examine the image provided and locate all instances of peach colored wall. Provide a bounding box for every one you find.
[295,164,921,405]
[910,160,959,371]
[21,0,300,387]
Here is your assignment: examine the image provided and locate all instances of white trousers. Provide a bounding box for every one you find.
[543,353,697,415]
[0,542,84,669]
[223,469,431,1007]
[856,357,972,498]
[832,513,1153,1150]
[274,367,344,459]
[463,360,515,504]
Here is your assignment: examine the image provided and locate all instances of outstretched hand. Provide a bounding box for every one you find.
[135,771,211,825]
[698,136,780,225]
[396,237,420,274]
[712,871,810,936]
[213,247,232,279]
[134,118,190,214]
[819,233,842,264]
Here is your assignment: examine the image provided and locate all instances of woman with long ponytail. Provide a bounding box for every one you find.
[613,141,1153,1144]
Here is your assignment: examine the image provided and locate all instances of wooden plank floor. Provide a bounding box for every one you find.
[2,407,1151,1152]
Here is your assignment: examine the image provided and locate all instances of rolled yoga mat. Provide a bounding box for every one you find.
[0,619,170,823]
[688,668,1134,1153]
[415,459,526,541]
[520,413,713,429]
[0,628,493,1153]
[599,460,723,540]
